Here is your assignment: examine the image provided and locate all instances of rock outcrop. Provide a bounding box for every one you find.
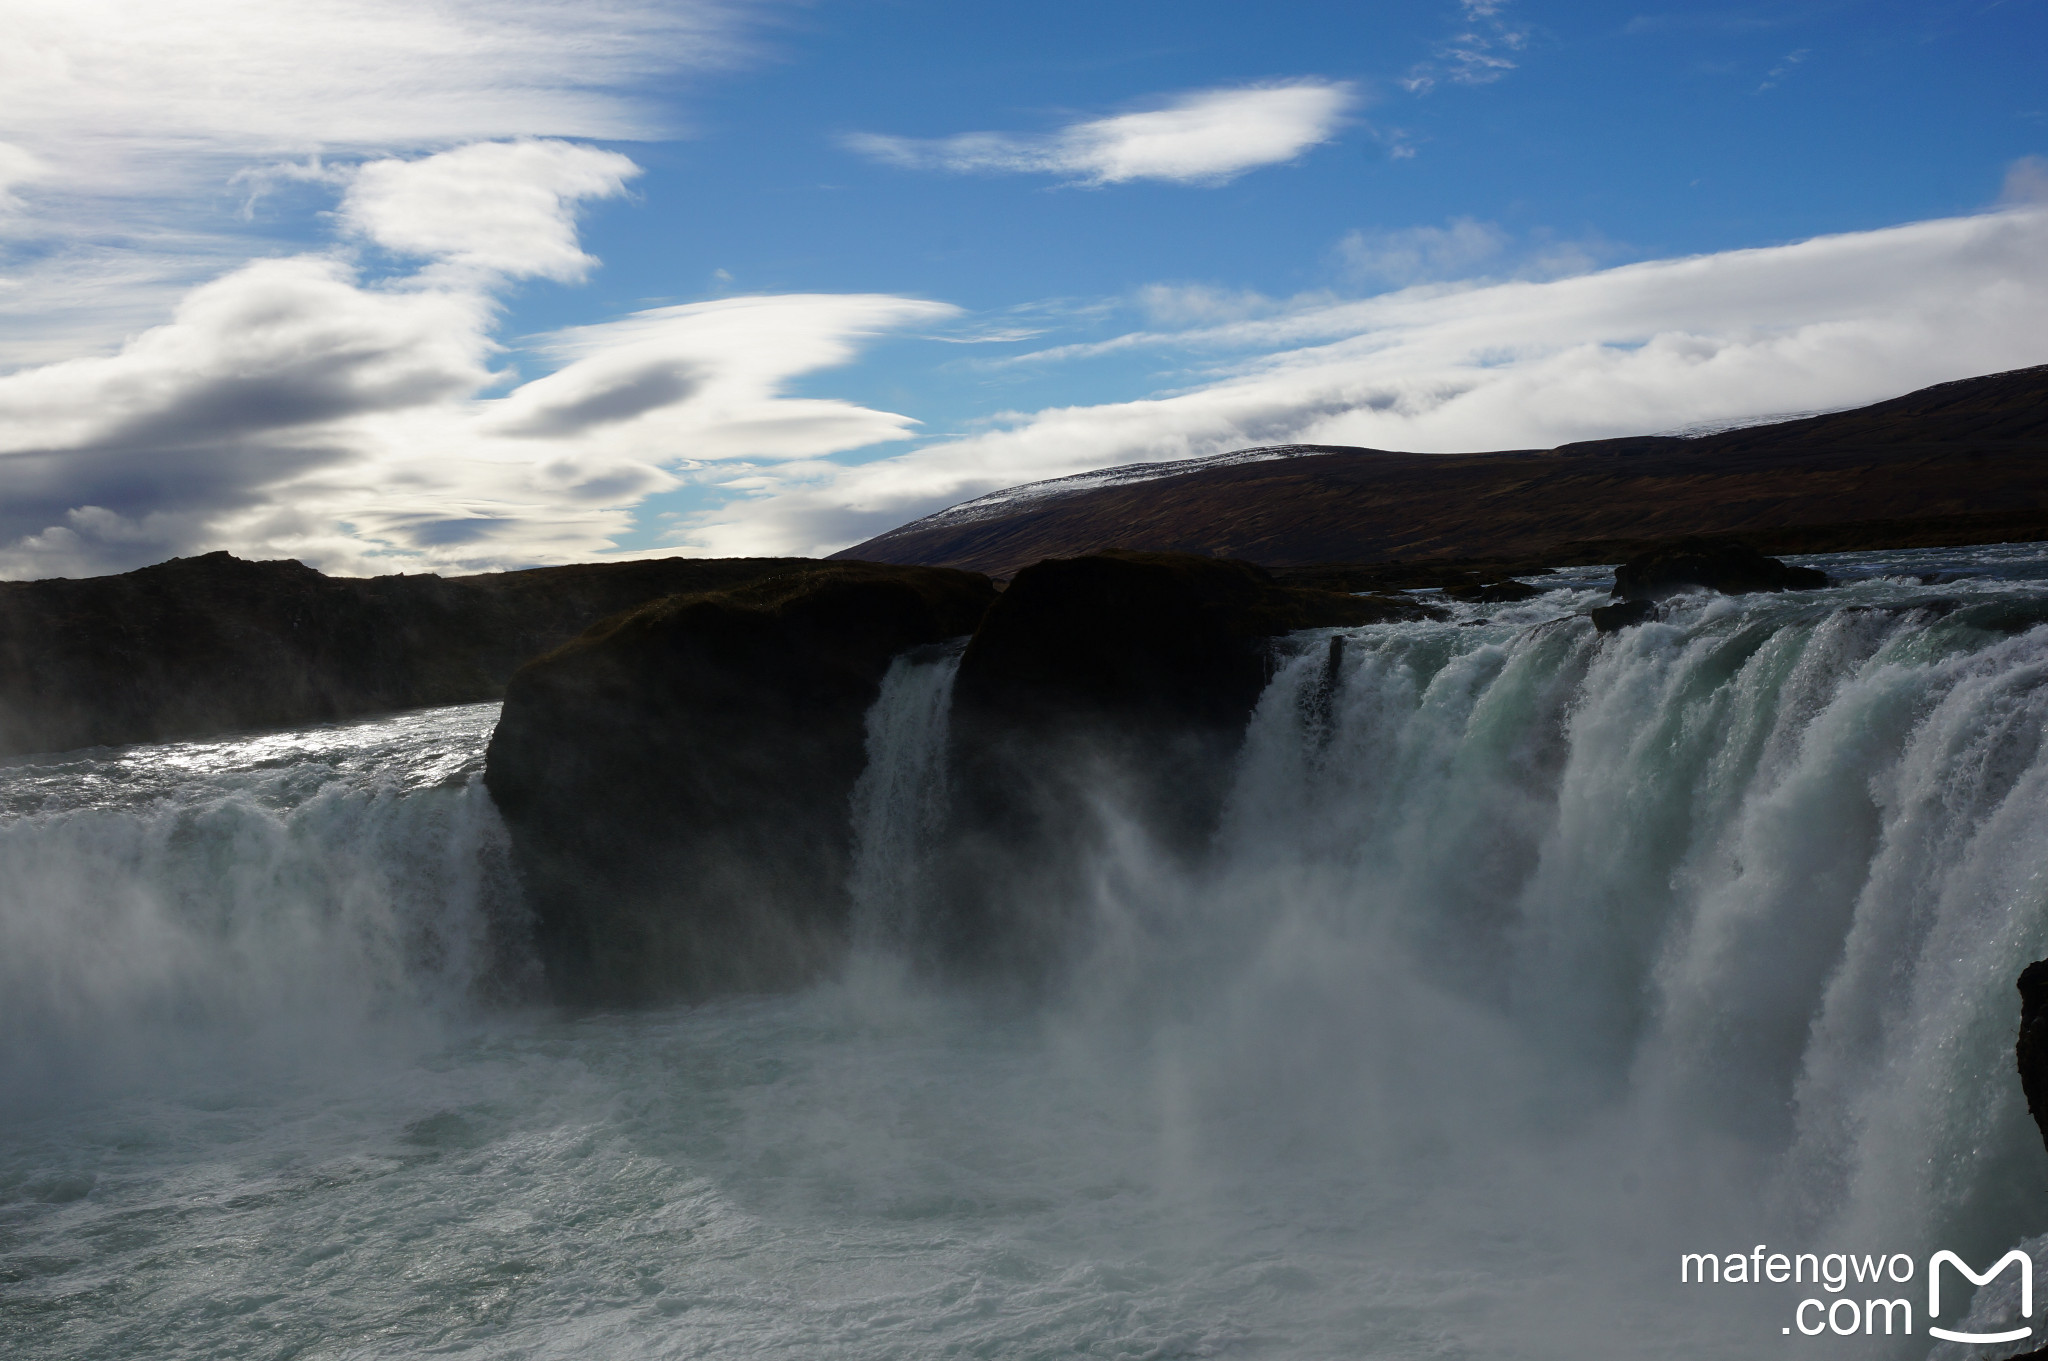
[953,551,1413,731]
[1611,539,1829,603]
[0,550,820,756]
[921,551,1431,976]
[2018,959,2048,1156]
[1444,578,1541,604]
[1590,599,1658,633]
[480,549,1433,1000]
[483,563,996,1004]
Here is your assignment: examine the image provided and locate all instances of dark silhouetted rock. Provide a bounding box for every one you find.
[2018,959,2048,1157]
[483,563,995,1005]
[952,551,1415,731]
[0,550,821,756]
[1590,600,1659,633]
[1444,579,1541,603]
[923,551,1429,976]
[1272,560,1557,594]
[1611,539,1829,602]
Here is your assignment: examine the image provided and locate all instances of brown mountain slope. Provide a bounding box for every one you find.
[833,365,2048,577]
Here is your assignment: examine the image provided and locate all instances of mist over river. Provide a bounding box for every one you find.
[10,545,2048,1359]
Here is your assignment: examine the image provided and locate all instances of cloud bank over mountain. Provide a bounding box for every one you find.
[673,205,2048,558]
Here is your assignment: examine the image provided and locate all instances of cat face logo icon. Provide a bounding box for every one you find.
[1928,1250,2033,1345]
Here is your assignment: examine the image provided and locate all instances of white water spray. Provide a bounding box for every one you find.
[0,703,523,1115]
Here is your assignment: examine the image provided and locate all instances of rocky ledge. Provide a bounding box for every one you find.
[482,550,1430,1002]
[1611,538,1829,603]
[1592,539,1829,631]
[483,563,996,1004]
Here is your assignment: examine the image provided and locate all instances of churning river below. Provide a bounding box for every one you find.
[11,544,2048,1360]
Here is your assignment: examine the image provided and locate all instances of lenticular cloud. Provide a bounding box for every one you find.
[844,81,1358,186]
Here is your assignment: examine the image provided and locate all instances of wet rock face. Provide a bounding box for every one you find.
[483,564,995,1005]
[1611,539,1829,602]
[926,551,1429,977]
[1590,599,1658,633]
[1443,579,1541,604]
[2017,959,2048,1156]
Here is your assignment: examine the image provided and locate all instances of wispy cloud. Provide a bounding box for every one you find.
[1403,0,1531,95]
[2002,155,2048,206]
[843,81,1358,186]
[667,208,2048,559]
[0,0,764,361]
[1338,218,1621,287]
[3,0,745,179]
[1338,218,1512,285]
[1758,48,1810,92]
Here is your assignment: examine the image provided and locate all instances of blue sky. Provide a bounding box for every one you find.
[0,0,2043,576]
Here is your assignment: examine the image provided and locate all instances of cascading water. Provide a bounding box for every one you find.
[0,702,526,1116]
[8,545,2048,1359]
[847,641,965,951]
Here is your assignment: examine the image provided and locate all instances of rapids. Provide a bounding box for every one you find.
[8,544,2048,1358]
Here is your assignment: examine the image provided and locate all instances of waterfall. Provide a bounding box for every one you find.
[847,641,966,950]
[13,548,2048,1358]
[830,552,2048,1352]
[0,703,525,1116]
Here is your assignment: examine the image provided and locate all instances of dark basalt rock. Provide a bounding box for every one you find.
[1444,579,1541,604]
[1273,560,1557,595]
[1590,599,1659,633]
[483,563,995,1005]
[2017,959,2048,1157]
[923,550,1429,976]
[0,550,821,757]
[952,551,1417,730]
[1611,539,1829,603]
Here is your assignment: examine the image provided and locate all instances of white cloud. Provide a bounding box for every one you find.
[845,81,1358,186]
[0,143,46,216]
[0,0,760,361]
[0,140,951,580]
[341,140,642,282]
[669,208,2048,559]
[2,0,741,179]
[492,294,958,459]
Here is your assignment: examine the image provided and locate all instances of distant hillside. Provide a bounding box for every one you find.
[834,365,2048,577]
[0,552,825,756]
